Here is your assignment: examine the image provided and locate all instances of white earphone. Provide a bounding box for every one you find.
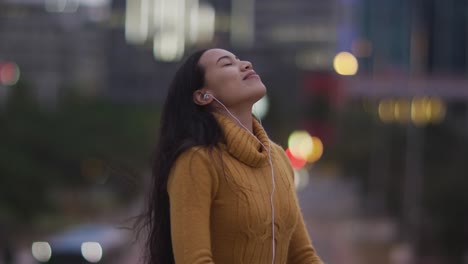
[205,93,276,264]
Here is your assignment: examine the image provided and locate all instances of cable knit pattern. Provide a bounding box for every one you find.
[167,113,323,264]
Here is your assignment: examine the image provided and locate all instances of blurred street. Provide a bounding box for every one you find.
[1,0,468,263]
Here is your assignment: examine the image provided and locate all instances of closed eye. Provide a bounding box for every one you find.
[217,55,240,66]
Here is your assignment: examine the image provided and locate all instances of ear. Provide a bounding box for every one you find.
[193,90,213,106]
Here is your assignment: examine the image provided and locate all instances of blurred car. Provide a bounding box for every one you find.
[31,223,133,264]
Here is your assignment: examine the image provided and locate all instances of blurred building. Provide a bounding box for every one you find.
[104,0,185,103]
[348,0,468,98]
[352,0,468,75]
[0,0,346,105]
[0,0,109,106]
[230,0,340,68]
[2,0,466,103]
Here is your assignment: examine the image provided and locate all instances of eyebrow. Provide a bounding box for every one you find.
[216,55,239,64]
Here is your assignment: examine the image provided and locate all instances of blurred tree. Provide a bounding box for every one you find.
[0,82,160,231]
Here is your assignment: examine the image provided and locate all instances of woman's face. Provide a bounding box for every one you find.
[198,49,266,109]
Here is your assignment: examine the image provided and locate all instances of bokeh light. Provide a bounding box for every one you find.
[427,97,446,124]
[152,0,186,62]
[31,242,52,263]
[288,130,313,160]
[307,137,324,163]
[124,0,150,44]
[286,148,307,169]
[394,99,411,123]
[0,62,21,86]
[333,52,358,76]
[153,32,185,62]
[288,131,324,164]
[378,97,446,125]
[81,242,103,263]
[253,95,269,120]
[294,168,310,191]
[125,0,214,59]
[378,99,395,123]
[411,97,430,126]
[193,3,215,44]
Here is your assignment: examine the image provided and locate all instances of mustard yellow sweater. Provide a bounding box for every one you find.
[167,113,323,264]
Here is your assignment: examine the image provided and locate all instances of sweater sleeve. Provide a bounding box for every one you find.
[167,148,219,264]
[287,211,324,264]
[272,143,323,264]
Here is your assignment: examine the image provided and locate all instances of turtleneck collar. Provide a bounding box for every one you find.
[213,112,271,168]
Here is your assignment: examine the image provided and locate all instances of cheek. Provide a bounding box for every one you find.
[218,71,239,84]
[208,72,241,91]
[207,70,234,85]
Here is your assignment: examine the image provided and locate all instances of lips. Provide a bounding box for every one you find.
[243,71,258,80]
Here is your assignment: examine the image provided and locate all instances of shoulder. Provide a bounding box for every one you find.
[168,146,221,195]
[270,141,285,151]
[270,141,288,161]
[176,146,212,162]
[170,146,222,179]
[172,146,222,172]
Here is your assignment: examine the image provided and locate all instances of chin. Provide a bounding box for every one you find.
[252,85,267,102]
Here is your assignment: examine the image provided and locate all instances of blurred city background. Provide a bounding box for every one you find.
[0,0,467,263]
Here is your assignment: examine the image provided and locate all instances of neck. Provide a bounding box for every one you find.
[215,106,253,132]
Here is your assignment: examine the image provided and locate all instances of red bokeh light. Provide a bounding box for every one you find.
[286,148,306,169]
[0,62,20,85]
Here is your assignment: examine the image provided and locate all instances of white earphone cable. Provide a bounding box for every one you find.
[210,95,276,264]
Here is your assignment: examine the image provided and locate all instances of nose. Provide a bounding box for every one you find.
[241,60,252,70]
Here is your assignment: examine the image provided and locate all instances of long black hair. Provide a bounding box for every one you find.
[140,49,223,264]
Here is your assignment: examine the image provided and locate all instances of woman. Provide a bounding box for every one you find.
[142,48,323,264]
